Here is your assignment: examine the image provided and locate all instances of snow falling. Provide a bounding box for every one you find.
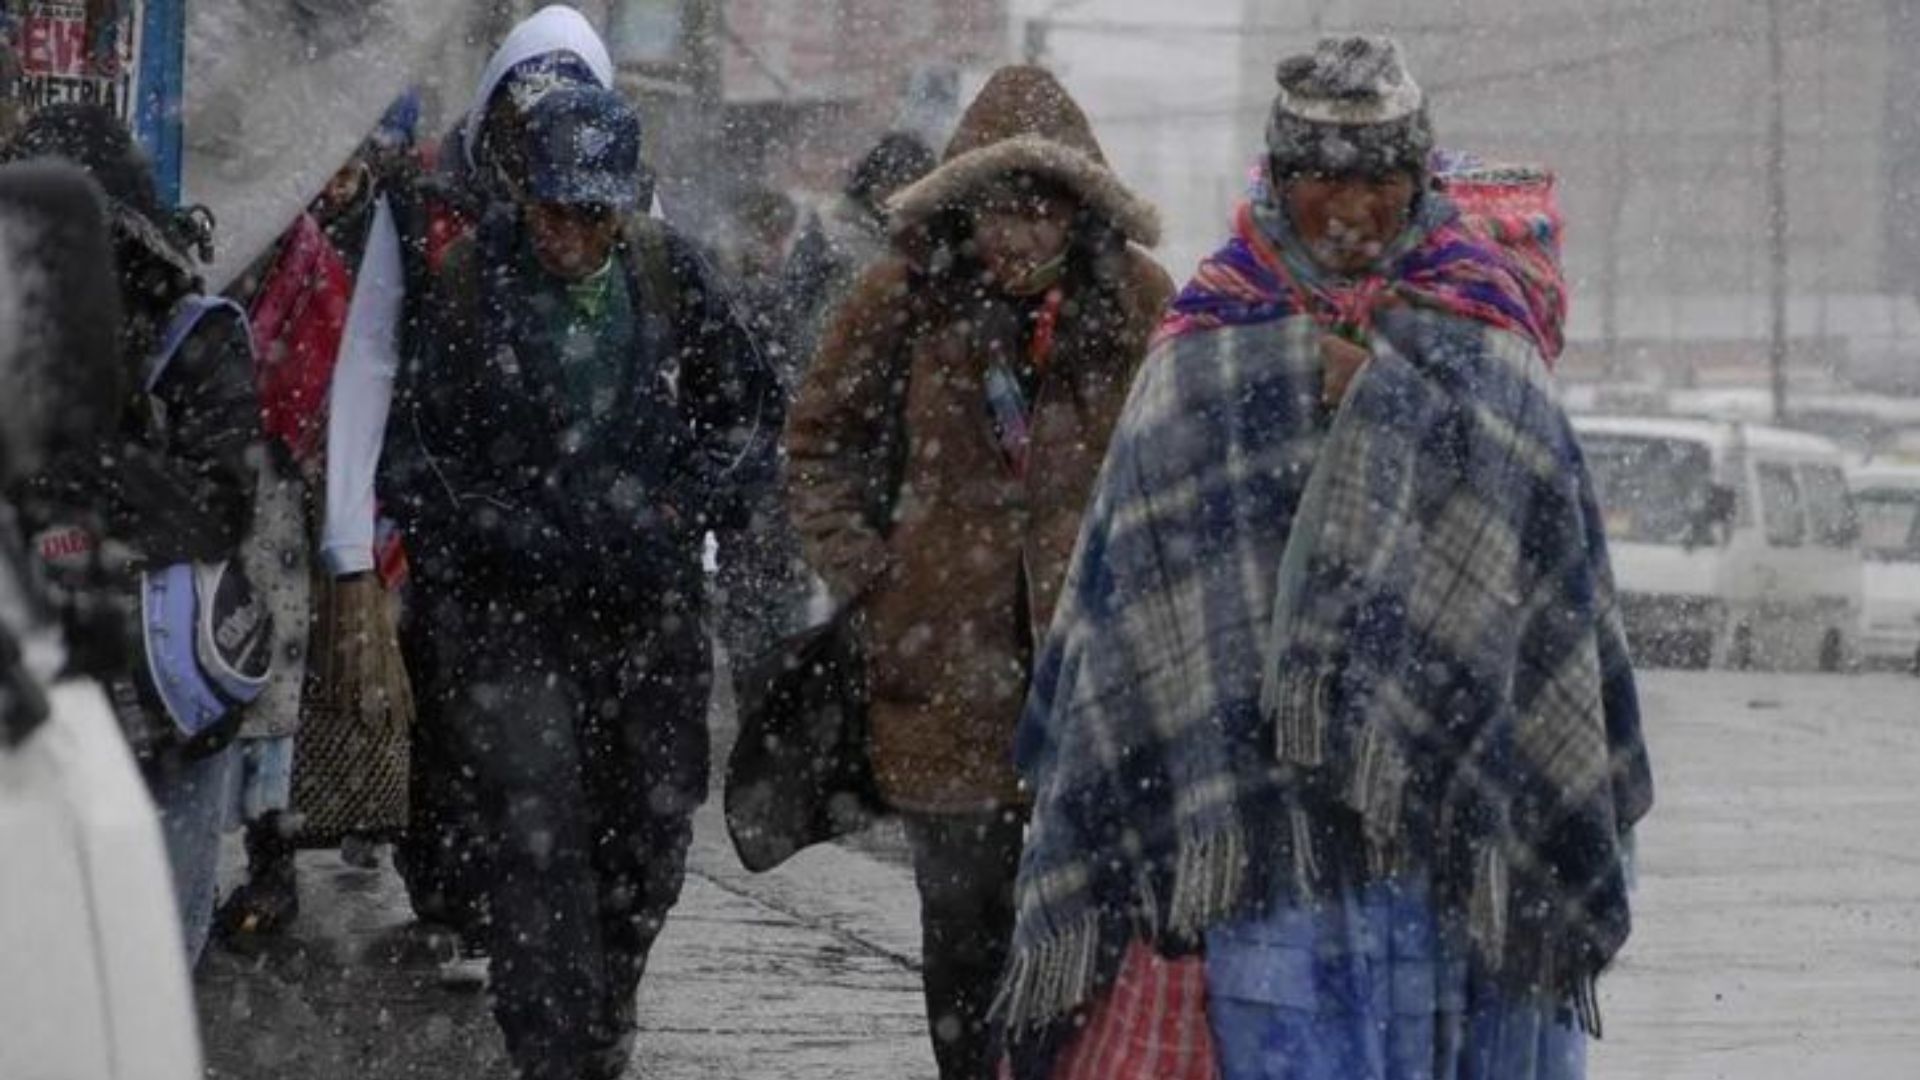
[2,3,1917,1080]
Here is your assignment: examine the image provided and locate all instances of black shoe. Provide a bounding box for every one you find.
[579,993,639,1080]
[212,868,300,946]
[581,1028,636,1080]
[339,833,383,870]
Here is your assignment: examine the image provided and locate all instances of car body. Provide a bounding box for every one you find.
[1848,463,1920,673]
[1575,416,1863,671]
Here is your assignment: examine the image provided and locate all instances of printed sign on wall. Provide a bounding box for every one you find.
[3,0,140,120]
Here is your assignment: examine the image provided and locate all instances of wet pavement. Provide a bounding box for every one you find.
[196,661,937,1080]
[1591,671,1920,1080]
[193,671,1920,1079]
[196,796,936,1079]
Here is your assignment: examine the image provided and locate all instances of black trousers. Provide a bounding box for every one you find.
[394,592,490,938]
[903,808,1027,1080]
[444,608,712,1080]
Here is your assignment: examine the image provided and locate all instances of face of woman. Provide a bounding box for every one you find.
[1281,170,1418,275]
[972,187,1077,293]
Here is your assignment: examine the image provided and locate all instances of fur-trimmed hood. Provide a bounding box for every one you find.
[888,66,1160,248]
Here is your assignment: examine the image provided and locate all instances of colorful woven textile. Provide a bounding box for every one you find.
[249,212,353,464]
[1049,941,1217,1080]
[1160,161,1566,364]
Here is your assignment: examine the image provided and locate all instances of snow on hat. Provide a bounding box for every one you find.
[520,85,642,212]
[845,131,935,208]
[1266,35,1433,180]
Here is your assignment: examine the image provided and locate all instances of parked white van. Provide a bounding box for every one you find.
[1573,416,1863,671]
[1849,464,1920,673]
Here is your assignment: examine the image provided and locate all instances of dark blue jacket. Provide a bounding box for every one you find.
[387,209,780,627]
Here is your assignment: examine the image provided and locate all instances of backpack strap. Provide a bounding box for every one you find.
[143,294,249,392]
[620,214,684,396]
[622,214,678,322]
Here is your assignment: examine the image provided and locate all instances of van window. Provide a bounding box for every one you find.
[1798,465,1856,548]
[1757,463,1805,547]
[1580,434,1714,546]
[1856,489,1920,563]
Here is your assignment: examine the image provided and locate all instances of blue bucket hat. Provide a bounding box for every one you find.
[520,85,642,212]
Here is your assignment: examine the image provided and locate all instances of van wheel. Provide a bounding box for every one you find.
[1728,625,1755,670]
[1818,630,1845,674]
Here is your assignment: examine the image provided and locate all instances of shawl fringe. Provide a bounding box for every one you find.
[997,819,1598,1037]
[1265,669,1328,766]
[1168,826,1248,939]
[993,911,1102,1035]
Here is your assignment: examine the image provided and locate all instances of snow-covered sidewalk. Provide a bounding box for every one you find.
[1594,672,1920,1080]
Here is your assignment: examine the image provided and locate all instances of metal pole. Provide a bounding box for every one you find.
[135,0,187,205]
[1600,0,1625,381]
[1024,19,1049,65]
[1766,0,1790,422]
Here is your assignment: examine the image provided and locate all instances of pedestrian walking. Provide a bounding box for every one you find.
[998,36,1653,1080]
[384,83,779,1080]
[214,100,423,945]
[712,183,810,670]
[385,5,622,966]
[785,65,1172,1080]
[781,131,935,380]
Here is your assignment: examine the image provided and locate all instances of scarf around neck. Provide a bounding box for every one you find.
[1160,170,1564,361]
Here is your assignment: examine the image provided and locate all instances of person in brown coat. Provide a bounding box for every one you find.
[784,66,1174,1079]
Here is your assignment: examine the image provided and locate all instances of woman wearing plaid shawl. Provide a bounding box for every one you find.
[1000,36,1653,1080]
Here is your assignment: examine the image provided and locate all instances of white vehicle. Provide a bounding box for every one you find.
[1574,416,1863,671]
[1848,464,1920,673]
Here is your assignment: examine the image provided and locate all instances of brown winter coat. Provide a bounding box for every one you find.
[784,67,1175,813]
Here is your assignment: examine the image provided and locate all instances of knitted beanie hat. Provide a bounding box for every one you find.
[1266,35,1433,180]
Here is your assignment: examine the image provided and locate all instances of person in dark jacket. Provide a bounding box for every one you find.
[780,131,935,381]
[2,104,261,967]
[387,8,619,965]
[712,137,935,677]
[385,85,779,1080]
[711,183,808,673]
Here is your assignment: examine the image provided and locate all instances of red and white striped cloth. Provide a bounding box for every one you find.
[1017,939,1219,1080]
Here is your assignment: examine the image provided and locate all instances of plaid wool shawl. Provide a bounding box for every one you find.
[999,201,1653,1051]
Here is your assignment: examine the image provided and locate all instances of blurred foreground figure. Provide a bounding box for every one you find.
[999,37,1652,1080]
[786,66,1171,1079]
[0,160,202,1080]
[385,81,777,1080]
[4,105,269,969]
